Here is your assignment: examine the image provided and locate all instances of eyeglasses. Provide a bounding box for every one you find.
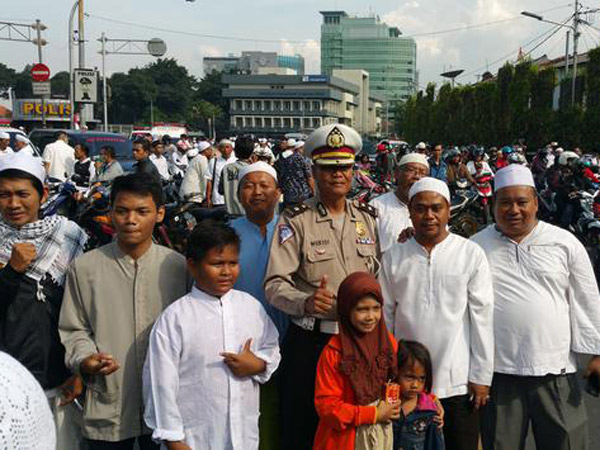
[401,166,428,177]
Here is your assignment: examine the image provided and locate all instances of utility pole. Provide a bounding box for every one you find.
[32,19,47,127]
[100,32,108,131]
[68,0,78,128]
[571,0,580,106]
[78,0,89,128]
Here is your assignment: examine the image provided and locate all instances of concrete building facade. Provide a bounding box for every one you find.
[222,73,382,136]
[320,11,417,102]
[203,52,305,75]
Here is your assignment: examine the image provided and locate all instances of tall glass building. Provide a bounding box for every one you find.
[320,11,417,102]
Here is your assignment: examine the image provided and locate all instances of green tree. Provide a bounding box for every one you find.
[583,47,600,151]
[495,63,513,144]
[50,71,70,98]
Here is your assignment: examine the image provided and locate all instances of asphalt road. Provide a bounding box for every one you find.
[524,355,600,449]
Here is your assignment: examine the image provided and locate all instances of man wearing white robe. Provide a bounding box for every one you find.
[380,177,494,450]
[370,153,429,253]
[472,164,600,450]
[143,287,280,450]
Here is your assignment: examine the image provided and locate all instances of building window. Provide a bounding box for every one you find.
[264,117,272,128]
[303,118,311,128]
[265,100,272,110]
[254,100,262,111]
[235,100,242,110]
[245,100,252,110]
[312,118,321,128]
[236,117,243,128]
[303,101,311,111]
[293,118,301,128]
[274,101,281,111]
[283,117,291,128]
[313,101,321,111]
[284,101,291,111]
[255,117,263,128]
[293,101,300,111]
[274,117,282,128]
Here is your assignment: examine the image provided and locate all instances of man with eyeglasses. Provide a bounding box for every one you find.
[370,153,429,254]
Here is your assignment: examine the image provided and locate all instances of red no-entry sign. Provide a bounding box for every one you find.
[31,63,51,82]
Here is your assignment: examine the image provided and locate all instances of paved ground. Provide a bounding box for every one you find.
[524,355,600,449]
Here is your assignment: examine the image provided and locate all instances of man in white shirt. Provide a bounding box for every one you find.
[370,153,429,253]
[205,139,236,208]
[472,164,600,450]
[380,177,494,450]
[149,140,170,182]
[179,141,211,204]
[42,131,75,181]
[0,131,14,159]
[14,134,35,156]
[168,140,189,179]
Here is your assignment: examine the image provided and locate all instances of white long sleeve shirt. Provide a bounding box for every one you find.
[380,233,495,399]
[143,287,280,450]
[472,222,600,376]
[179,154,208,203]
[369,191,412,254]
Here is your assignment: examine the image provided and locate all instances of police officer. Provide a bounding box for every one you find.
[265,123,379,450]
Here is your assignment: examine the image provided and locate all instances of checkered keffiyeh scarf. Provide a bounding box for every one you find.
[0,215,87,286]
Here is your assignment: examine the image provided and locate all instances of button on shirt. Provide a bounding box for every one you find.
[369,192,411,254]
[380,233,495,399]
[472,221,600,376]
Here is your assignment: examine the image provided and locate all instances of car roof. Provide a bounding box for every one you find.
[1,127,27,135]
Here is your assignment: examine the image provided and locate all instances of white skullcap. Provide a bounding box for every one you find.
[186,149,199,158]
[416,142,427,150]
[219,139,233,147]
[0,131,9,140]
[197,141,212,152]
[15,134,29,144]
[0,352,56,449]
[294,140,305,149]
[0,152,46,185]
[286,138,296,147]
[258,138,267,144]
[238,161,278,183]
[408,177,450,203]
[494,164,535,192]
[398,153,430,169]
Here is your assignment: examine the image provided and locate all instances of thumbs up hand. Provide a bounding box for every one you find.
[220,338,267,378]
[305,274,337,316]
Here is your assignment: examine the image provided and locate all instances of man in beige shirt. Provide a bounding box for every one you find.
[60,173,189,449]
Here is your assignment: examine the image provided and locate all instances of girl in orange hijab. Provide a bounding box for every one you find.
[314,272,399,450]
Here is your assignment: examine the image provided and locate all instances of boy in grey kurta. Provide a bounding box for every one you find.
[59,173,189,448]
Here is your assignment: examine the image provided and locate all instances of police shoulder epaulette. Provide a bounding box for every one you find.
[284,203,310,218]
[353,199,378,218]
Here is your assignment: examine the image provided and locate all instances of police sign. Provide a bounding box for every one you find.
[74,68,98,103]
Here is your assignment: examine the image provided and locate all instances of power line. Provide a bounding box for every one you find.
[457,15,573,81]
[84,4,573,46]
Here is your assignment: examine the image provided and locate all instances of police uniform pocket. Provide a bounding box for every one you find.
[305,247,336,283]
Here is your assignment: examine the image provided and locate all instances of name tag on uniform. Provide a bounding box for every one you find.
[357,236,376,245]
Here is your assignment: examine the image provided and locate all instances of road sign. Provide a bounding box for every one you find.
[32,81,51,96]
[31,63,50,82]
[74,68,98,103]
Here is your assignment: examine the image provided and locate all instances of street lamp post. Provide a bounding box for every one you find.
[68,0,78,128]
[521,6,579,106]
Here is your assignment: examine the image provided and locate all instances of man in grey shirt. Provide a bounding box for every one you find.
[93,145,124,184]
[220,136,254,217]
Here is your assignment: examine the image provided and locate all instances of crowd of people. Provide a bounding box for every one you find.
[1,123,600,450]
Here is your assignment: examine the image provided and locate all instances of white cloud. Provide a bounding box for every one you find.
[278,39,321,74]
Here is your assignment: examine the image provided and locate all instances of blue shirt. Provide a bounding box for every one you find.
[230,215,289,340]
[428,158,448,182]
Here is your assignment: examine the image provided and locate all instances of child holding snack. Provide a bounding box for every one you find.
[143,220,280,450]
[314,271,399,450]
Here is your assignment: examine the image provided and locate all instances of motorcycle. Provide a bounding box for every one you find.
[349,171,389,203]
[449,179,479,237]
[473,168,494,225]
[40,181,77,218]
[74,185,115,249]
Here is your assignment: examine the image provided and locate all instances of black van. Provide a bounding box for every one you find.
[28,129,135,171]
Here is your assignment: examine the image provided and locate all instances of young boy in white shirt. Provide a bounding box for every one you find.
[143,220,281,450]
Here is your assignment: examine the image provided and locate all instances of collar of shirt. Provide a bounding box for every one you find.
[190,285,233,302]
[111,241,156,267]
[236,214,278,236]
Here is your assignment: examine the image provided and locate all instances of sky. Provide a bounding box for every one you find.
[1,0,599,90]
